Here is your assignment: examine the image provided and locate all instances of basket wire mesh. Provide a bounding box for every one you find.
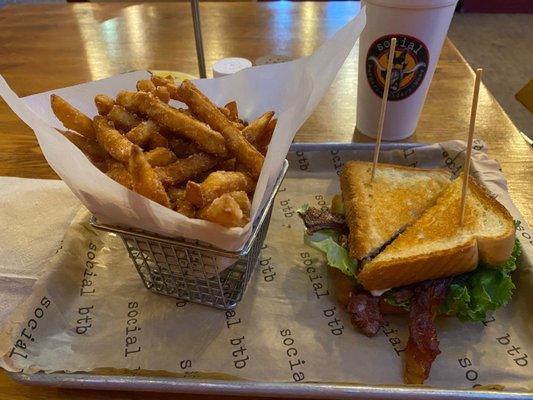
[90,161,287,310]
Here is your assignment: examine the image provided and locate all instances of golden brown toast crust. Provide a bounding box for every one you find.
[469,179,516,265]
[358,176,516,291]
[358,239,479,290]
[340,161,451,260]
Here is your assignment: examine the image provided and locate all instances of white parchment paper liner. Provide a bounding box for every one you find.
[0,141,531,391]
[0,10,366,251]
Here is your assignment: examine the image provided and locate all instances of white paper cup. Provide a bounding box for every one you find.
[212,57,252,78]
[356,0,458,140]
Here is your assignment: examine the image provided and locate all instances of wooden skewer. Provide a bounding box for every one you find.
[459,68,483,225]
[371,37,397,182]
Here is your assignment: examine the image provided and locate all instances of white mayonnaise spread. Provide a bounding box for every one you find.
[370,288,391,297]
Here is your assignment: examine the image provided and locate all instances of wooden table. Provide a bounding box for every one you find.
[0,2,531,399]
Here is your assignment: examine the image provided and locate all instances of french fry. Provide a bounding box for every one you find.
[151,74,174,87]
[129,146,170,207]
[106,165,133,189]
[258,117,277,146]
[168,187,195,218]
[218,106,244,129]
[137,79,156,93]
[233,121,246,130]
[225,101,246,128]
[177,80,264,178]
[167,187,183,203]
[227,191,251,217]
[145,147,178,167]
[116,91,227,157]
[51,94,95,139]
[147,131,169,150]
[218,106,230,118]
[155,86,170,103]
[107,105,141,131]
[137,78,170,102]
[94,94,115,116]
[176,201,195,218]
[155,153,219,186]
[151,76,167,87]
[242,111,274,144]
[178,108,195,118]
[102,159,124,172]
[125,120,158,147]
[257,117,277,154]
[152,76,182,101]
[234,162,248,173]
[216,157,236,171]
[169,137,199,158]
[93,116,134,163]
[57,129,108,163]
[197,193,249,228]
[225,101,239,122]
[185,171,255,208]
[165,82,181,101]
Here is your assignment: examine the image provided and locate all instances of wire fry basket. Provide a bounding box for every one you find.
[90,160,288,310]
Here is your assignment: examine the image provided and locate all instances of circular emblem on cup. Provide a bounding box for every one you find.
[366,34,429,101]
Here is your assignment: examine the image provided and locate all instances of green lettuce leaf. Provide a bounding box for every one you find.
[297,203,310,214]
[304,230,356,277]
[438,239,522,322]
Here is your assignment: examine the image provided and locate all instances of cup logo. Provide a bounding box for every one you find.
[366,35,429,101]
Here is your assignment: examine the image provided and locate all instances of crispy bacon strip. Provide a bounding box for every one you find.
[404,278,452,384]
[298,206,347,234]
[347,290,384,337]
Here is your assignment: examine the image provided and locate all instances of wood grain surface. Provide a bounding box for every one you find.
[0,2,531,399]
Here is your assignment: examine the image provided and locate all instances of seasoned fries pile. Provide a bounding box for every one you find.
[50,75,277,228]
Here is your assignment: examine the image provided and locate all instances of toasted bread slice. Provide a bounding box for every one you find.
[358,176,516,291]
[340,161,451,261]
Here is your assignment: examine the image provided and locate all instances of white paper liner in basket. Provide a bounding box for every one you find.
[0,10,366,252]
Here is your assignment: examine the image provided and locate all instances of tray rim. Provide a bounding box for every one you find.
[9,141,530,399]
[8,372,532,399]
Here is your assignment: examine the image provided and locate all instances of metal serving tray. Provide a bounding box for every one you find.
[8,142,532,399]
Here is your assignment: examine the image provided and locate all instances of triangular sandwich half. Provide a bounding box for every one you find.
[358,176,516,291]
[340,161,451,261]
